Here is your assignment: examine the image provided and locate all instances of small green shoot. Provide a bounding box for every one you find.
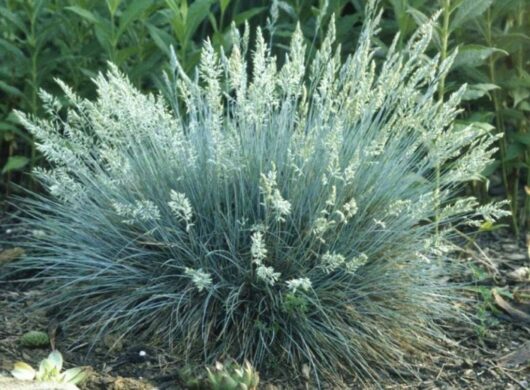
[206,360,260,390]
[10,350,89,385]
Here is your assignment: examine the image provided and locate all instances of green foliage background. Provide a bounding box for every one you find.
[1,0,529,231]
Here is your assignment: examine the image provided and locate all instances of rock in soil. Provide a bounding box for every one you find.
[0,378,79,390]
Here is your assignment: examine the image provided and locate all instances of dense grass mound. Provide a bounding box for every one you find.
[10,7,507,386]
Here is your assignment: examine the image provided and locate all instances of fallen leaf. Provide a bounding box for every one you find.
[492,289,530,323]
[507,267,530,282]
[513,288,530,304]
[504,252,527,261]
[0,248,25,265]
[498,341,530,368]
[111,376,154,390]
[301,363,311,380]
[10,361,36,380]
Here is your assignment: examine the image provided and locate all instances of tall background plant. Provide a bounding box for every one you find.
[0,0,268,195]
[394,0,530,236]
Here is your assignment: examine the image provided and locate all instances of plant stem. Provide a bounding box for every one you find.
[28,4,39,191]
[485,9,520,237]
[515,1,530,231]
[437,0,450,102]
[434,0,451,242]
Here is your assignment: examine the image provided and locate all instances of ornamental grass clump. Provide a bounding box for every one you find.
[9,4,508,386]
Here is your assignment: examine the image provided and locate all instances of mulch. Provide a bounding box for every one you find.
[0,228,529,389]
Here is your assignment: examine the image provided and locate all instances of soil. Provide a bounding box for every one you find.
[0,228,529,389]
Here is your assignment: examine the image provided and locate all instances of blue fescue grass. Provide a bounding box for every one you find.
[3,3,509,386]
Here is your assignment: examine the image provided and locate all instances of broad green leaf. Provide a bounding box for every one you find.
[0,123,18,132]
[336,15,362,40]
[11,361,36,380]
[450,0,493,31]
[406,7,428,26]
[467,111,495,123]
[495,32,530,55]
[94,22,115,52]
[504,142,524,162]
[471,122,495,132]
[502,107,527,121]
[117,0,152,38]
[129,52,163,80]
[0,81,23,97]
[208,13,219,33]
[520,101,530,112]
[455,120,495,132]
[116,46,140,65]
[0,7,28,33]
[220,0,230,14]
[233,7,267,26]
[405,7,440,47]
[162,4,186,42]
[452,45,506,68]
[510,88,530,108]
[37,356,56,381]
[2,156,29,174]
[481,160,500,177]
[106,0,122,16]
[186,0,215,38]
[79,68,98,80]
[62,367,89,385]
[165,0,187,18]
[491,0,522,14]
[512,132,530,146]
[1,125,32,142]
[66,6,101,25]
[32,0,46,18]
[277,1,296,18]
[504,72,530,89]
[0,38,26,60]
[146,23,171,55]
[47,350,63,372]
[461,83,499,101]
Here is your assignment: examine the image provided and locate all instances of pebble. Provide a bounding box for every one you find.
[505,252,527,261]
[463,358,474,368]
[463,369,475,378]
[502,243,521,251]
[0,378,79,390]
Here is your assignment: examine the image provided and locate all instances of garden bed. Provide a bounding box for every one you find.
[1,229,529,389]
[1,1,529,389]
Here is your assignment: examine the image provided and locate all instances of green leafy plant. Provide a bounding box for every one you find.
[0,0,269,199]
[471,285,500,338]
[10,350,88,385]
[7,3,510,386]
[206,361,260,390]
[478,0,530,233]
[466,283,513,338]
[19,330,50,348]
[387,0,530,234]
